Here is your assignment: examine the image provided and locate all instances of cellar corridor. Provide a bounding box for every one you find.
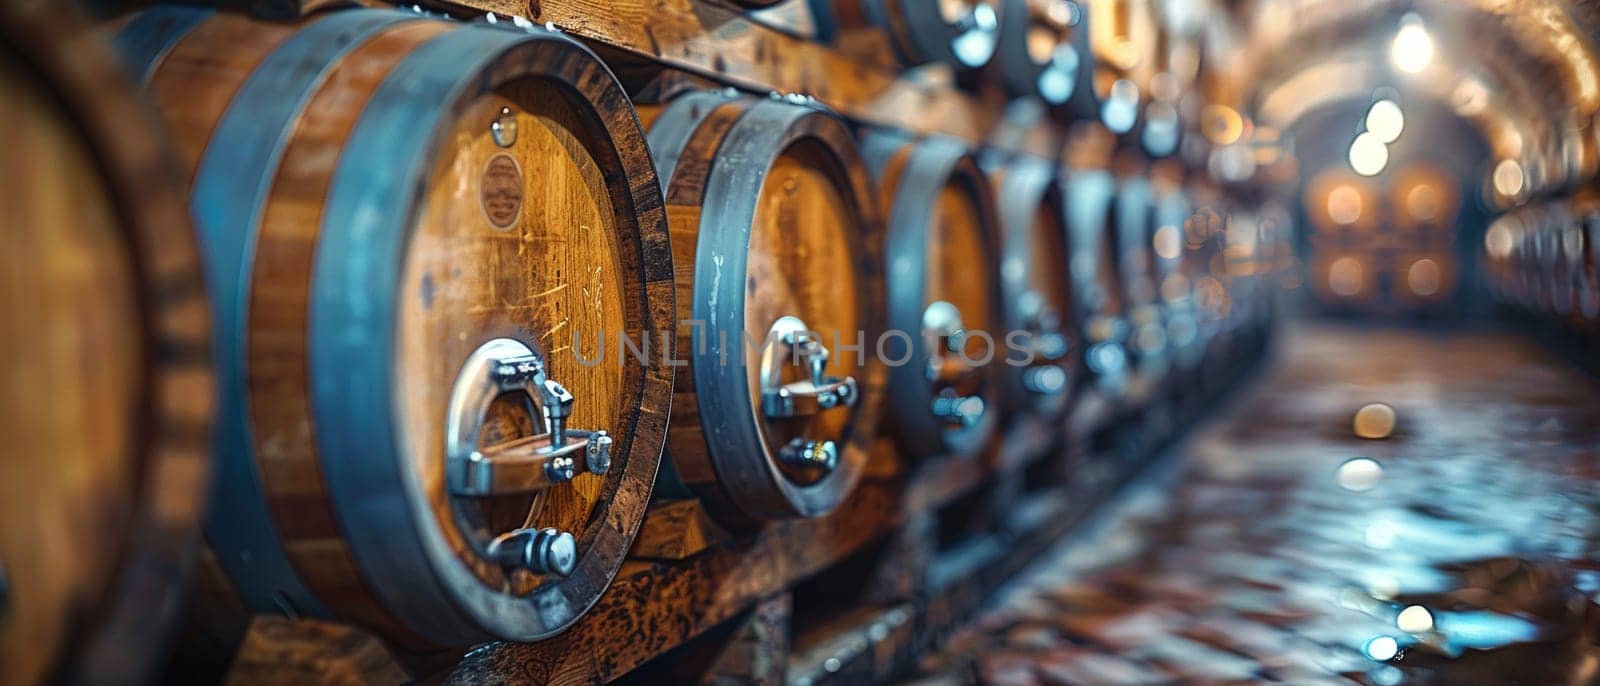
[911,324,1600,685]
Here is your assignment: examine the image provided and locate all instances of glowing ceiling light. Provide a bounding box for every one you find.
[1397,605,1435,633]
[1452,78,1489,116]
[1350,132,1389,177]
[1391,14,1434,75]
[1366,99,1405,143]
[1364,635,1400,662]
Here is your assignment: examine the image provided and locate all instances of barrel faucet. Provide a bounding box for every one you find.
[446,338,615,577]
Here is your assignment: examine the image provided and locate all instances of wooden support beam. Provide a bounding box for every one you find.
[419,0,1062,158]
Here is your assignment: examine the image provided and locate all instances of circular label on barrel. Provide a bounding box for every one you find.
[481,153,524,230]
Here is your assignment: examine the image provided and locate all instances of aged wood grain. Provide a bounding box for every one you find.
[0,2,212,683]
[418,0,1058,157]
[224,616,409,686]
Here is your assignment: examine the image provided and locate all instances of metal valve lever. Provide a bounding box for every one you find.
[759,317,857,477]
[448,339,613,498]
[1018,291,1071,362]
[923,300,985,387]
[923,300,968,353]
[1017,292,1071,397]
[932,392,987,429]
[777,438,839,472]
[761,316,860,421]
[486,527,577,577]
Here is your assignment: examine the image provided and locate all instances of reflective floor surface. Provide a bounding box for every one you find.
[910,324,1600,685]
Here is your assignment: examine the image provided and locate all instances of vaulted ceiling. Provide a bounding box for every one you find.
[1190,0,1600,201]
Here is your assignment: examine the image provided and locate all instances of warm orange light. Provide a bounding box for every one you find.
[1153,224,1182,260]
[1328,256,1365,297]
[1328,184,1364,226]
[1407,258,1443,296]
[1202,104,1245,146]
[1405,184,1440,223]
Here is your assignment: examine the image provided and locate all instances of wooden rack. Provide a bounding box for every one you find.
[399,0,1064,158]
[225,411,1179,684]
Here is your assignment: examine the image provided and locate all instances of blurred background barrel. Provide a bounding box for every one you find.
[993,0,1095,113]
[985,154,1077,425]
[1109,153,1171,411]
[118,7,672,649]
[809,0,1001,70]
[1148,164,1206,422]
[865,132,1002,460]
[645,92,888,524]
[1062,126,1131,426]
[0,1,213,683]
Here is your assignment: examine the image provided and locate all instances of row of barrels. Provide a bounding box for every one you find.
[795,0,1188,141]
[0,3,1272,683]
[1485,198,1600,329]
[807,0,1094,112]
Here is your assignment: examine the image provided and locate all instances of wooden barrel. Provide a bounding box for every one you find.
[1085,0,1160,134]
[117,7,673,647]
[1483,214,1518,306]
[994,0,1096,114]
[0,2,213,684]
[1148,176,1205,373]
[1110,168,1171,397]
[1566,196,1600,324]
[1179,182,1232,390]
[809,0,1000,69]
[1514,209,1548,311]
[985,154,1077,423]
[645,91,887,523]
[1062,166,1132,404]
[1220,204,1273,356]
[865,132,1002,459]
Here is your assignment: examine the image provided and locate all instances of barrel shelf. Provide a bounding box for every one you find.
[445,415,1071,684]
[410,0,1064,159]
[207,413,1088,683]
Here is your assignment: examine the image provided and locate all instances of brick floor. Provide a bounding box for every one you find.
[909,325,1600,685]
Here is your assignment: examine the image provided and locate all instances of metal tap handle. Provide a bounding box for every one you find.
[761,316,860,422]
[759,317,858,477]
[446,339,612,498]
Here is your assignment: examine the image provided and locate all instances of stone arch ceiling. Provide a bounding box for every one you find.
[1205,0,1600,190]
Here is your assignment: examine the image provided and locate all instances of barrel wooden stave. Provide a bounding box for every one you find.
[1,1,213,683]
[129,8,670,647]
